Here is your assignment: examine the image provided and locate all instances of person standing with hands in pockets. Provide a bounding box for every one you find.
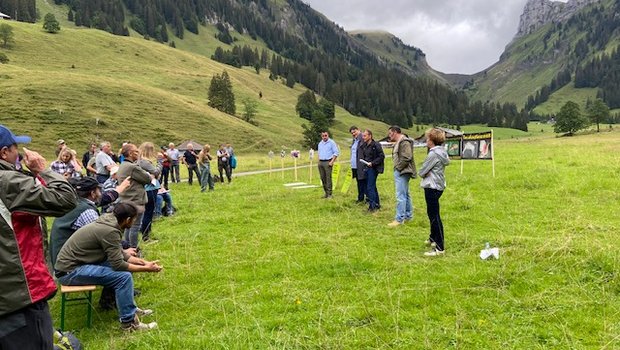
[317,131,339,199]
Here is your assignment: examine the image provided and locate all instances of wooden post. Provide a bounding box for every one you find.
[491,130,496,178]
[294,157,298,181]
[281,157,285,179]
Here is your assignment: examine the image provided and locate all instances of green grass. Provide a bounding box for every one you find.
[534,85,599,115]
[48,129,620,348]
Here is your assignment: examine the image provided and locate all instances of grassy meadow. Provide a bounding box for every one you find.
[0,20,390,154]
[48,129,620,348]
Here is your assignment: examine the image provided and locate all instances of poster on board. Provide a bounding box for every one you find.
[461,132,493,160]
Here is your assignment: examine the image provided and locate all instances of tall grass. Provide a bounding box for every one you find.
[49,130,620,348]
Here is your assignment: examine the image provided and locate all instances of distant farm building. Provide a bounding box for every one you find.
[0,12,10,20]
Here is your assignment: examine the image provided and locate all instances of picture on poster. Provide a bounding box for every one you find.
[444,137,462,159]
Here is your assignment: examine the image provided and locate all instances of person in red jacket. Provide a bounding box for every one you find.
[0,125,77,349]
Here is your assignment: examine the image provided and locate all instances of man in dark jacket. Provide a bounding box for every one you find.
[387,125,417,227]
[0,125,77,349]
[358,129,385,212]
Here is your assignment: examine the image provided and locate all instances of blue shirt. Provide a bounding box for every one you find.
[318,138,339,161]
[350,136,361,169]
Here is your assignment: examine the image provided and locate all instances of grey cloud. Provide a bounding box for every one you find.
[305,0,568,74]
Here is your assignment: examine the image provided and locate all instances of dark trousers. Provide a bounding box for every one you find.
[318,161,333,196]
[424,188,445,251]
[160,166,170,189]
[218,161,231,183]
[187,164,201,185]
[365,168,380,210]
[0,300,53,350]
[141,189,158,240]
[352,168,366,202]
[96,174,109,184]
[170,162,180,183]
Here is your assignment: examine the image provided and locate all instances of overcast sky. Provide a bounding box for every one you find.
[304,0,568,74]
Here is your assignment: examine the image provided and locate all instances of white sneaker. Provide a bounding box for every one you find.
[424,248,445,257]
[424,240,437,248]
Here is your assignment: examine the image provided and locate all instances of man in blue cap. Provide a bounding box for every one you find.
[0,125,77,349]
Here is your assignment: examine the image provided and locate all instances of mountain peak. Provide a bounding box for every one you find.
[516,0,600,37]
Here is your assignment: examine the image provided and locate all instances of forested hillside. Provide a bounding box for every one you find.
[14,0,527,130]
[468,0,620,115]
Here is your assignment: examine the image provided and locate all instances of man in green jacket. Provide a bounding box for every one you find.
[0,125,77,349]
[387,125,417,227]
[55,202,162,331]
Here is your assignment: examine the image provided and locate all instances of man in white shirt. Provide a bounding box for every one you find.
[95,141,116,184]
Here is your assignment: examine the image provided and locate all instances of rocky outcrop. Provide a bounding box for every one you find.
[515,0,600,37]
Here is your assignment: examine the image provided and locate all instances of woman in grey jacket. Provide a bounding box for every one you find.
[419,128,450,256]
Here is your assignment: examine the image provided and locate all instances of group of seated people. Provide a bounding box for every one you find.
[47,141,181,332]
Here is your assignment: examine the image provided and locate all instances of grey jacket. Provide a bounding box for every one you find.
[392,136,417,177]
[419,146,450,191]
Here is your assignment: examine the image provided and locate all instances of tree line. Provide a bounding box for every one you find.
[0,0,36,22]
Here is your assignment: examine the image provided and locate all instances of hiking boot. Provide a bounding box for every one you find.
[387,220,402,227]
[136,307,153,317]
[424,248,445,257]
[121,315,157,332]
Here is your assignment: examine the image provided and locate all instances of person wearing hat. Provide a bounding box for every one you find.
[50,175,132,311]
[0,125,77,349]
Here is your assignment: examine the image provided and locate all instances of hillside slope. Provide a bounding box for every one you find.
[0,21,390,153]
[349,30,449,84]
[463,0,619,113]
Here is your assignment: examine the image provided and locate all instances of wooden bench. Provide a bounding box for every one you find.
[59,285,97,331]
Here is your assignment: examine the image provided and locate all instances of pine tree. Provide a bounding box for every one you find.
[43,13,60,33]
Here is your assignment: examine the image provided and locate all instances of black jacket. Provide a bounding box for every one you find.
[358,139,385,179]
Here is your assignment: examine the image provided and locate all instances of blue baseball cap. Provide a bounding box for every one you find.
[0,125,31,149]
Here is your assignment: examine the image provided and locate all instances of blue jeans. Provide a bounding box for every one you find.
[155,193,173,216]
[124,212,144,248]
[57,263,136,323]
[200,164,214,191]
[394,170,412,222]
[365,168,380,210]
[141,190,157,239]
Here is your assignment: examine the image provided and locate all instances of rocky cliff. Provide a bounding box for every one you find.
[515,0,600,37]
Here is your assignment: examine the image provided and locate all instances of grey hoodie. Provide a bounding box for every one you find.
[419,146,450,191]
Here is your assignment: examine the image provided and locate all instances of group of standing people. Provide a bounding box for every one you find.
[319,125,450,257]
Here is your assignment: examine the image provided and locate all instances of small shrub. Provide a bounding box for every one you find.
[0,53,8,64]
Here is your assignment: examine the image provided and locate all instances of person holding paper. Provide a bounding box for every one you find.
[317,131,339,198]
[358,129,384,212]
